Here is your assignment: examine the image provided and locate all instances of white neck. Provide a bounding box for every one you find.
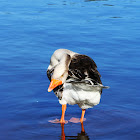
[47,49,77,83]
[48,49,77,70]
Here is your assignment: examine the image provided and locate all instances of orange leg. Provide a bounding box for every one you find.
[60,104,67,124]
[81,122,85,132]
[61,124,65,140]
[80,109,86,123]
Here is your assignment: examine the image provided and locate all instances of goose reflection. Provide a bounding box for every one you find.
[60,123,89,140]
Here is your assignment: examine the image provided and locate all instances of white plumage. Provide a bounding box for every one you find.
[59,82,101,109]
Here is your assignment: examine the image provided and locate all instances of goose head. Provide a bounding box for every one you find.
[48,54,71,92]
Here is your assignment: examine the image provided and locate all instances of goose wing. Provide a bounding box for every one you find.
[67,54,102,86]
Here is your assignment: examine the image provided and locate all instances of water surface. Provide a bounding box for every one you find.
[0,0,140,139]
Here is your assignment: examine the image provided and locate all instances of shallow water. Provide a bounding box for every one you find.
[0,0,140,139]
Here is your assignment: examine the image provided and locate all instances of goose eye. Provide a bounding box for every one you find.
[61,74,64,78]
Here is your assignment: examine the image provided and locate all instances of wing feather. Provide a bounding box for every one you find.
[67,54,102,85]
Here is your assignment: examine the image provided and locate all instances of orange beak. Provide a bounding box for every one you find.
[48,79,62,92]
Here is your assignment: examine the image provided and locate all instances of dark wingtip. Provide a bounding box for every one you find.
[102,86,110,89]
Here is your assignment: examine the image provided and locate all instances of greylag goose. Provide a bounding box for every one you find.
[47,49,108,123]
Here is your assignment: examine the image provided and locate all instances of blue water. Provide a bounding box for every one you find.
[0,0,140,139]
